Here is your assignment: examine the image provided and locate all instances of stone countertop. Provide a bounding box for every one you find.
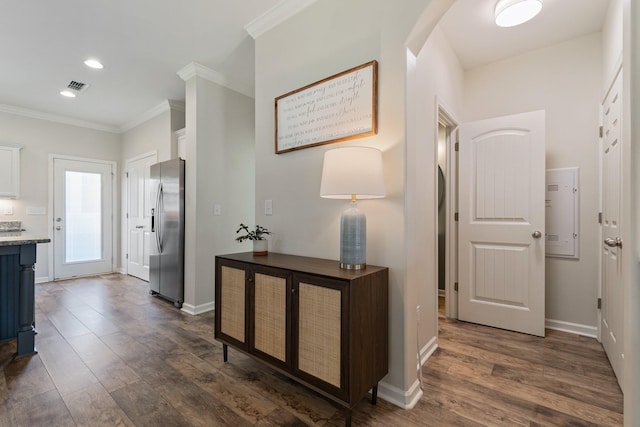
[0,232,51,246]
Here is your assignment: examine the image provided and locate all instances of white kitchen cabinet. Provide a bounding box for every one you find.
[0,145,21,198]
[176,128,186,160]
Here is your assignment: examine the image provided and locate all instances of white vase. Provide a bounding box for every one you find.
[253,239,268,255]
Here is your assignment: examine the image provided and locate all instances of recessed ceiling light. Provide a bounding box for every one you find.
[495,0,542,27]
[60,90,76,98]
[84,59,104,69]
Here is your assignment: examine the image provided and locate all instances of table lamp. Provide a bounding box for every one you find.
[320,147,385,269]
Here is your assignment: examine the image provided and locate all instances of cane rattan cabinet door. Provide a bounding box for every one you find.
[215,260,249,351]
[251,266,292,369]
[297,280,344,389]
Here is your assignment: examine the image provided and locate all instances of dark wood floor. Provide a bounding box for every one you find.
[0,275,623,426]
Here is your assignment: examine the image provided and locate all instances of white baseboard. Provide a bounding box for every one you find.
[117,268,126,274]
[181,301,214,315]
[545,318,598,338]
[377,336,437,410]
[418,336,438,367]
[377,378,423,410]
[35,276,50,284]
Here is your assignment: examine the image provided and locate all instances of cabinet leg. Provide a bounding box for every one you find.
[371,385,378,405]
[223,344,228,363]
[344,408,352,427]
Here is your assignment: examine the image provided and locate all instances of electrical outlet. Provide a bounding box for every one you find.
[213,203,221,216]
[265,199,273,215]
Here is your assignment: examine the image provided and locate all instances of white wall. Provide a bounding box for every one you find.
[624,0,639,422]
[464,33,603,329]
[410,24,464,358]
[120,104,185,272]
[183,74,255,312]
[603,0,623,88]
[0,111,121,281]
[254,0,435,406]
[121,111,172,164]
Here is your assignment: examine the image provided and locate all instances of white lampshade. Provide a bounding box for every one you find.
[320,147,386,199]
[495,0,542,28]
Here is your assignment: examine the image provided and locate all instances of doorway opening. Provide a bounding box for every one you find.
[437,105,458,320]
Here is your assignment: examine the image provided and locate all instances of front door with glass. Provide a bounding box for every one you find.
[53,157,114,279]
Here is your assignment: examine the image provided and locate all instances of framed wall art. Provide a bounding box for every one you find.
[275,60,378,154]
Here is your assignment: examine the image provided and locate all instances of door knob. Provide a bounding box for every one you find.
[532,230,542,239]
[604,237,623,248]
[56,217,62,222]
[55,226,61,231]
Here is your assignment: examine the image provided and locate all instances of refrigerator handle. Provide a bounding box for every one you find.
[155,183,163,253]
[151,208,155,232]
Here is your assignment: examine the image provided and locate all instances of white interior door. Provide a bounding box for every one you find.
[601,69,624,387]
[53,158,114,279]
[458,110,546,337]
[126,153,156,281]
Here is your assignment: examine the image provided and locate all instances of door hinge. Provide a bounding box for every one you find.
[598,212,602,224]
[126,172,129,178]
[597,298,602,309]
[454,212,459,222]
[599,126,603,138]
[454,282,459,292]
[126,253,128,260]
[455,142,459,152]
[126,213,129,219]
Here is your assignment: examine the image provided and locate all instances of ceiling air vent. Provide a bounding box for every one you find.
[66,80,89,93]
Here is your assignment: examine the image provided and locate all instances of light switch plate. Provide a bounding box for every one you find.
[3,206,13,215]
[213,203,221,216]
[265,199,273,215]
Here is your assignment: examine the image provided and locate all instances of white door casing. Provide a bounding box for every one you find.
[601,68,624,387]
[126,152,157,281]
[458,110,546,337]
[53,157,114,279]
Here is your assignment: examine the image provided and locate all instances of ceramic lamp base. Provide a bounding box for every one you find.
[340,201,366,269]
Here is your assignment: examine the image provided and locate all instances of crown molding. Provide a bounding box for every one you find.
[177,62,253,98]
[120,99,185,132]
[245,0,318,39]
[0,104,120,133]
[168,99,185,113]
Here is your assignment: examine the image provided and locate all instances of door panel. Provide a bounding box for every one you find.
[126,153,156,281]
[601,69,624,387]
[53,158,113,279]
[297,282,342,388]
[458,110,545,336]
[254,273,287,362]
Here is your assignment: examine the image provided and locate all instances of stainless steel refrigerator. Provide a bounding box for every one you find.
[149,158,185,308]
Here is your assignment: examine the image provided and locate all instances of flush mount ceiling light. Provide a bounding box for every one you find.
[495,0,543,27]
[59,90,76,98]
[84,59,104,69]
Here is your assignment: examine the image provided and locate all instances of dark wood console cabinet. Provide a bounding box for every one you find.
[214,252,389,426]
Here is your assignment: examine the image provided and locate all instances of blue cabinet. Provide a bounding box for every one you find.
[0,243,37,357]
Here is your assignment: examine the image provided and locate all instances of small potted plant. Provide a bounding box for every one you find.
[235,223,271,255]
